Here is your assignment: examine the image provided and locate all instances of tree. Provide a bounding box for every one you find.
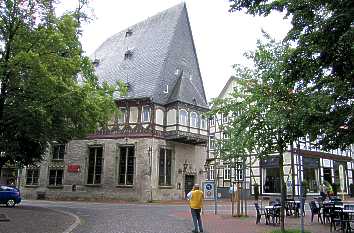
[0,1,124,171]
[228,0,354,150]
[209,35,305,232]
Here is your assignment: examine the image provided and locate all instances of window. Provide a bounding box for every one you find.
[49,169,63,186]
[159,148,172,186]
[124,50,133,60]
[87,147,103,185]
[118,146,134,185]
[142,106,151,123]
[263,167,281,193]
[223,114,228,123]
[334,161,347,192]
[52,144,65,160]
[26,169,39,185]
[209,117,215,126]
[210,135,215,150]
[200,116,206,129]
[209,165,214,180]
[303,157,320,193]
[224,165,231,180]
[190,112,198,128]
[234,163,243,181]
[118,107,127,124]
[179,109,188,126]
[125,28,133,37]
[223,132,229,139]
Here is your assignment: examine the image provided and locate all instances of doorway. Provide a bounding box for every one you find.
[185,175,195,196]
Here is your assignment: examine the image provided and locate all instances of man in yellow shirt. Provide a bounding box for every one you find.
[186,184,204,233]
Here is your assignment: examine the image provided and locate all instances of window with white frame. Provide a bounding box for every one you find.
[200,116,207,129]
[179,109,188,126]
[52,144,65,160]
[49,169,63,186]
[209,117,215,126]
[223,114,228,123]
[142,106,151,123]
[234,163,243,181]
[87,147,103,185]
[26,169,39,185]
[209,165,214,180]
[159,148,172,186]
[118,107,127,124]
[190,112,198,128]
[118,146,134,185]
[210,135,215,150]
[223,132,229,139]
[224,165,231,180]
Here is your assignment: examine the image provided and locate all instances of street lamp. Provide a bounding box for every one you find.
[147,146,153,202]
[182,160,189,198]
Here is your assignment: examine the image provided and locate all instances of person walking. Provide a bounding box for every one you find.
[186,184,204,233]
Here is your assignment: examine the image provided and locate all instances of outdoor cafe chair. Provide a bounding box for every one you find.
[330,206,344,232]
[309,200,323,223]
[254,202,267,224]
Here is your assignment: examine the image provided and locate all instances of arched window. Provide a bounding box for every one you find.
[179,109,188,126]
[190,112,198,128]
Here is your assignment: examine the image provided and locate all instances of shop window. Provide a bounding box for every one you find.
[303,157,320,193]
[263,167,281,193]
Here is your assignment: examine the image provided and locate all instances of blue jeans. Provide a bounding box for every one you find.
[191,208,203,232]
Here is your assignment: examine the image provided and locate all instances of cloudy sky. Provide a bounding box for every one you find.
[58,0,291,100]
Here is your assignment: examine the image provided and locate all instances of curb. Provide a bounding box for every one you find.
[49,208,81,233]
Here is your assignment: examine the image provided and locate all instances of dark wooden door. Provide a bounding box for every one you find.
[185,175,195,196]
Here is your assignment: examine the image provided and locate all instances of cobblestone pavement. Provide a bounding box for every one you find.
[0,204,75,233]
[1,199,346,233]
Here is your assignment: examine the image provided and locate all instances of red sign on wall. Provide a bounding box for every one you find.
[68,164,80,173]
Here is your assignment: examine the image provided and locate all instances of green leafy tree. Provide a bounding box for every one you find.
[209,35,305,232]
[0,0,125,171]
[228,0,354,150]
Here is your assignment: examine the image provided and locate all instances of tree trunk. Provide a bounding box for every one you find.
[279,149,286,232]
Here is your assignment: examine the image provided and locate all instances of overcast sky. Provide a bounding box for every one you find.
[58,0,291,100]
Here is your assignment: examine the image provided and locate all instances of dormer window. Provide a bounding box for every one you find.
[124,50,133,60]
[179,109,188,126]
[125,28,133,37]
[92,58,100,67]
[190,112,198,128]
[142,106,150,123]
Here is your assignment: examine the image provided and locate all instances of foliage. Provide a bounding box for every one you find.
[0,0,125,167]
[228,0,354,150]
[208,34,306,232]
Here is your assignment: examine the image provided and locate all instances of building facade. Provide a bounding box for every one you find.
[21,3,209,201]
[208,77,354,198]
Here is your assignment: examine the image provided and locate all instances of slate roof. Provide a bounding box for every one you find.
[92,3,208,109]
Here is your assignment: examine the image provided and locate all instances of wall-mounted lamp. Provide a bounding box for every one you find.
[183,160,189,172]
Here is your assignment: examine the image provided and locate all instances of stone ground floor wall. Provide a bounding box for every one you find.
[20,137,207,201]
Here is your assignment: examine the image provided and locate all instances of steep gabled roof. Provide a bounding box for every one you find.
[92,3,208,109]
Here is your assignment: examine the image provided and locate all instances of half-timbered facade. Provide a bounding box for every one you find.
[21,3,209,201]
[208,77,354,198]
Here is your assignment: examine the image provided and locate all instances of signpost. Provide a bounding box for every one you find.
[203,181,215,200]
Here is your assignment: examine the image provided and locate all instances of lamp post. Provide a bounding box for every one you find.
[148,146,153,202]
[183,160,189,198]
